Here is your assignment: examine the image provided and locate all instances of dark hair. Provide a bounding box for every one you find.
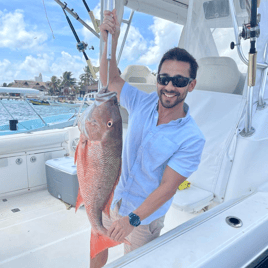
[158,47,198,79]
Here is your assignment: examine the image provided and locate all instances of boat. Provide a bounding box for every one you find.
[0,87,78,135]
[1,0,268,267]
[28,98,50,106]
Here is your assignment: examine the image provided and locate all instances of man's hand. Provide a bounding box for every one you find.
[107,216,134,242]
[100,9,120,43]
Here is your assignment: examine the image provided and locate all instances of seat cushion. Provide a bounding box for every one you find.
[172,185,214,213]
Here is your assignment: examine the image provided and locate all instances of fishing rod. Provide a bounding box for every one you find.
[240,0,261,137]
[62,8,97,80]
[82,0,100,33]
[247,0,259,87]
[54,0,100,39]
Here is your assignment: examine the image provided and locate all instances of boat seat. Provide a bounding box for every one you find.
[195,57,245,95]
[172,186,214,213]
[120,65,157,94]
[120,65,157,123]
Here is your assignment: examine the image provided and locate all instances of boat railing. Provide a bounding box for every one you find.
[73,93,92,127]
[229,0,268,137]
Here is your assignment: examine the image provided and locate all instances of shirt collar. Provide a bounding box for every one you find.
[155,101,190,125]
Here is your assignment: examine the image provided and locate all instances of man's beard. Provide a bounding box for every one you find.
[158,89,188,109]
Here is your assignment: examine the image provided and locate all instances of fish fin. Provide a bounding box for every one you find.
[103,192,113,217]
[90,230,130,259]
[74,141,79,164]
[75,188,84,212]
[103,165,121,217]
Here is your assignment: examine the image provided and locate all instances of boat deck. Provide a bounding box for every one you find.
[0,189,126,268]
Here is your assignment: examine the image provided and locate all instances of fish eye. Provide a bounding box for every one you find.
[107,121,113,127]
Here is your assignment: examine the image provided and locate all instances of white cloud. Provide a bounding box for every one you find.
[138,17,183,66]
[0,51,93,85]
[0,10,47,50]
[51,51,85,79]
[19,54,52,75]
[118,24,147,62]
[0,59,15,85]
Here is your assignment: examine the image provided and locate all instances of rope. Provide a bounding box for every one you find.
[42,0,55,39]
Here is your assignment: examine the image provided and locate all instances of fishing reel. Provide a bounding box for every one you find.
[76,41,94,53]
[230,13,261,50]
[239,14,261,41]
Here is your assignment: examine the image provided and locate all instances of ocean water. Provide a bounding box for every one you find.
[0,99,85,126]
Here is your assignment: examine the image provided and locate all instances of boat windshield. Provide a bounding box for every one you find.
[180,0,249,74]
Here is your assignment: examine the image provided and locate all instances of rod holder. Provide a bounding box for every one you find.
[248,52,257,86]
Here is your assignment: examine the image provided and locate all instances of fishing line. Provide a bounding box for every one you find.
[42,0,55,39]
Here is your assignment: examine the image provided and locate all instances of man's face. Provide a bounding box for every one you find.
[157,60,195,109]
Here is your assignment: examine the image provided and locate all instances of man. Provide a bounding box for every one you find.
[92,9,205,268]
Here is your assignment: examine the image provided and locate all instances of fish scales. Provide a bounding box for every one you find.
[75,91,128,259]
[76,139,122,231]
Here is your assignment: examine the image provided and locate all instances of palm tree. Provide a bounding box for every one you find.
[79,66,96,87]
[49,76,61,95]
[60,71,76,95]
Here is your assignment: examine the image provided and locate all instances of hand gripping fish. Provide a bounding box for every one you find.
[74,88,129,259]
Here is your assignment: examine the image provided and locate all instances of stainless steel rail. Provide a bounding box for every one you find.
[257,45,268,109]
[117,10,135,65]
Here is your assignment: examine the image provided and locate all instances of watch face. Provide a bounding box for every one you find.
[129,213,141,227]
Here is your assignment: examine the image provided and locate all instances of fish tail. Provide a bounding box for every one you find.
[75,188,83,212]
[90,228,130,259]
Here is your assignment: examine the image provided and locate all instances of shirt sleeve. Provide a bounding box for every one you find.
[167,136,205,178]
[120,82,149,115]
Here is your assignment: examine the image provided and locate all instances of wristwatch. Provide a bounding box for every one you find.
[128,212,141,227]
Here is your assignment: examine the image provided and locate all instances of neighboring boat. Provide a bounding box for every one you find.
[28,98,50,105]
[1,1,268,268]
[0,87,78,135]
[48,99,81,107]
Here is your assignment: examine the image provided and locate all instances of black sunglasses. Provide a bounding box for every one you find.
[157,74,193,88]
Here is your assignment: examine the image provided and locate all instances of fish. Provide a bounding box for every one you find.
[74,88,128,259]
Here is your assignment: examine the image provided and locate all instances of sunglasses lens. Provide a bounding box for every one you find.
[157,75,191,87]
[157,75,169,86]
[173,77,189,87]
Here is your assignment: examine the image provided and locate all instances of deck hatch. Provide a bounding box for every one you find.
[11,208,20,213]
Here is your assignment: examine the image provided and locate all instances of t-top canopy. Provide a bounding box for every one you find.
[0,87,41,96]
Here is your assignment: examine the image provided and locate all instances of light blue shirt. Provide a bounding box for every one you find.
[111,82,205,224]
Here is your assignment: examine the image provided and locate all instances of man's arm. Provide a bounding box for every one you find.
[100,9,125,102]
[107,166,186,242]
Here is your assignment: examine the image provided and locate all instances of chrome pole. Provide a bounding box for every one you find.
[117,10,135,65]
[257,44,268,109]
[240,86,255,137]
[25,98,48,126]
[98,0,105,91]
[257,67,268,109]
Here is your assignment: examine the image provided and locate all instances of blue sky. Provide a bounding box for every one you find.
[0,0,183,86]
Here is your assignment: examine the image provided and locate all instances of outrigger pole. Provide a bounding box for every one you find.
[54,0,100,39]
[82,0,100,33]
[62,7,97,79]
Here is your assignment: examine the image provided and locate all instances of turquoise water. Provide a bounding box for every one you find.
[0,99,85,126]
